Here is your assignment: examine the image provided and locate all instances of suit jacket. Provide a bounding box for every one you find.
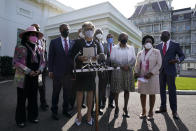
[135,48,162,76]
[48,37,75,78]
[156,40,185,76]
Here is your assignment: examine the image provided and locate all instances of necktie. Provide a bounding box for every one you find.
[64,39,68,55]
[163,42,167,55]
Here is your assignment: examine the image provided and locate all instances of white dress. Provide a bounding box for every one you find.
[110,44,136,93]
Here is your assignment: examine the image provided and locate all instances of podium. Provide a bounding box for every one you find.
[74,66,120,131]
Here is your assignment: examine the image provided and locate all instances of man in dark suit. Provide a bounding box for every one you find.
[48,24,75,120]
[103,33,115,108]
[155,31,185,119]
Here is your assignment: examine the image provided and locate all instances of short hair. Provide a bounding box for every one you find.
[142,35,154,45]
[106,33,114,39]
[93,28,103,39]
[59,23,69,31]
[81,21,95,34]
[161,30,171,38]
[118,32,128,41]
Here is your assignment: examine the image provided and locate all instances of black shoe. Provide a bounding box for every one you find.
[29,119,39,123]
[52,113,59,120]
[40,104,48,111]
[123,108,130,118]
[100,104,105,109]
[155,108,167,113]
[82,104,86,109]
[114,107,119,117]
[173,112,179,119]
[99,109,103,115]
[108,103,115,109]
[16,122,25,128]
[63,111,73,118]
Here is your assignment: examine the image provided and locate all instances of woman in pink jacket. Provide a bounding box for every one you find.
[13,26,45,128]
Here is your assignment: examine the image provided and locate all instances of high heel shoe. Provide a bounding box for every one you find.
[139,113,146,119]
[147,113,153,120]
[87,117,94,126]
[123,108,130,118]
[75,118,81,126]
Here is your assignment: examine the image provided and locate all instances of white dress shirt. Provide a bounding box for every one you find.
[61,36,70,50]
[162,39,170,51]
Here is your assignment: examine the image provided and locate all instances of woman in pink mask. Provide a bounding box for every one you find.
[13,26,45,128]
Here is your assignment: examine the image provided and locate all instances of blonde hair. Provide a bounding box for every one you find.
[82,21,95,34]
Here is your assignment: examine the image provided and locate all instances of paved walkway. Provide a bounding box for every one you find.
[0,77,195,131]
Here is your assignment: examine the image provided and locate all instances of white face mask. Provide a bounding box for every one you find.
[85,30,94,38]
[96,33,103,40]
[144,42,152,49]
[79,32,84,38]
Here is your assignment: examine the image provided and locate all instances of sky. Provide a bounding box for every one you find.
[57,0,196,18]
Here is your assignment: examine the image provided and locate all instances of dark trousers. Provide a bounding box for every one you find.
[159,70,177,113]
[108,71,114,105]
[38,71,47,105]
[51,75,72,114]
[15,76,38,123]
[98,73,107,107]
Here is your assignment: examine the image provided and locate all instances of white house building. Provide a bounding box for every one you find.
[0,0,73,57]
[0,0,142,57]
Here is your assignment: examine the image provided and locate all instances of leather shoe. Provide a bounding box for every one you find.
[63,111,73,118]
[173,112,179,119]
[52,113,59,120]
[16,122,25,128]
[99,109,103,115]
[155,108,167,113]
[82,104,86,109]
[108,103,115,109]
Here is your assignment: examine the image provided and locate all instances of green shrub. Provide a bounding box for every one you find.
[0,56,15,76]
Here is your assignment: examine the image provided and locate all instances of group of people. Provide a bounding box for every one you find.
[13,21,185,128]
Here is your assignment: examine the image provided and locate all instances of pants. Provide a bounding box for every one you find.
[15,75,38,123]
[38,71,47,105]
[51,75,72,114]
[98,72,107,107]
[107,70,114,104]
[159,70,177,113]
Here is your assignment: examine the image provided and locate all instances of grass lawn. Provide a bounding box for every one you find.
[175,77,196,90]
[135,77,196,90]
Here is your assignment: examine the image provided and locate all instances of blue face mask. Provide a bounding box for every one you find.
[107,38,113,44]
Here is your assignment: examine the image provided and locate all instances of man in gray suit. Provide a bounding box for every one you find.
[48,24,75,120]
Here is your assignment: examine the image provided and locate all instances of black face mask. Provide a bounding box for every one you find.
[61,30,69,38]
[161,36,169,42]
[120,39,127,45]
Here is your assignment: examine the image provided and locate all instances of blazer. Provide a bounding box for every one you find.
[156,40,185,76]
[135,48,162,76]
[13,44,46,88]
[48,37,75,78]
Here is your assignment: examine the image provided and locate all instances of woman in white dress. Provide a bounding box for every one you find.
[110,32,136,118]
[135,35,162,120]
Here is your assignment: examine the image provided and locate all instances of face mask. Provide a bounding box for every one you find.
[120,39,127,45]
[107,38,113,43]
[61,30,69,38]
[144,42,152,49]
[161,36,169,42]
[85,30,94,38]
[29,36,38,44]
[96,33,103,40]
[79,32,84,38]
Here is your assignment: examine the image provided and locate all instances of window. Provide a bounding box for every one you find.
[154,24,160,32]
[17,28,25,45]
[179,15,184,20]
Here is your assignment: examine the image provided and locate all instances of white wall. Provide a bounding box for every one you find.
[0,0,69,57]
